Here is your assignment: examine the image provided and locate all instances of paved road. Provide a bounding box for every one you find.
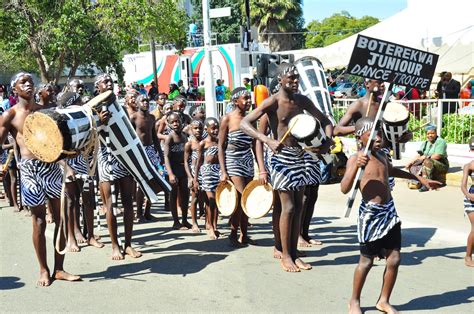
[1,183,473,313]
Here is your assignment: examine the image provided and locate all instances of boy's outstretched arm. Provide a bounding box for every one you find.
[390,167,442,190]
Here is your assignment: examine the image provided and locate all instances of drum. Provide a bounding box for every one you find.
[23,106,95,163]
[241,180,274,219]
[382,102,410,160]
[289,113,327,148]
[295,56,335,125]
[216,180,238,216]
[86,92,172,201]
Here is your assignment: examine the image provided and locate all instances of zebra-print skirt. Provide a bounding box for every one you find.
[358,198,401,243]
[19,159,62,206]
[270,147,307,191]
[97,146,129,182]
[225,148,254,178]
[201,163,221,192]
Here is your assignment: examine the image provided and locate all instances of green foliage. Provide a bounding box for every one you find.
[305,12,379,48]
[248,0,305,51]
[440,114,473,144]
[191,0,243,45]
[0,0,187,83]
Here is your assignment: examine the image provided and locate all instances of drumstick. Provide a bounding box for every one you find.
[365,92,373,117]
[410,121,430,133]
[344,83,393,218]
[279,117,299,144]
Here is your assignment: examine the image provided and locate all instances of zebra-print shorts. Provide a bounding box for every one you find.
[19,159,62,206]
[270,147,307,191]
[97,146,130,182]
[201,163,221,192]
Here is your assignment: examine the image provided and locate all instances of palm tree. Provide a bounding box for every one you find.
[248,0,304,51]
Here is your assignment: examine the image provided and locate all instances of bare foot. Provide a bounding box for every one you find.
[207,229,217,240]
[308,239,323,245]
[375,300,399,314]
[13,205,21,213]
[182,221,193,229]
[111,247,124,260]
[37,269,51,287]
[280,257,300,272]
[348,300,362,314]
[53,270,81,282]
[465,256,474,267]
[192,223,201,233]
[295,258,312,270]
[172,222,183,230]
[298,236,312,247]
[66,239,81,253]
[24,209,32,217]
[229,235,245,248]
[124,246,142,258]
[88,237,104,248]
[240,236,257,245]
[75,233,87,244]
[273,247,282,259]
[100,206,107,215]
[94,234,101,241]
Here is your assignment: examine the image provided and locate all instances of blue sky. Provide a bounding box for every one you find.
[303,0,407,24]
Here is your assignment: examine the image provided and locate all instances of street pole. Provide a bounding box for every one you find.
[150,38,158,86]
[202,0,217,118]
[244,0,252,67]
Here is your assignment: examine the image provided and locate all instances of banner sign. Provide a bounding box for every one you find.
[347,35,439,90]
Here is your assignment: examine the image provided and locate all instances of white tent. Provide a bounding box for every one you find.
[286,0,473,79]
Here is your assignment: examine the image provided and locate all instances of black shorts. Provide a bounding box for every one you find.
[360,223,401,257]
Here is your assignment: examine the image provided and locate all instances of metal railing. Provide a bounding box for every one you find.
[333,98,474,144]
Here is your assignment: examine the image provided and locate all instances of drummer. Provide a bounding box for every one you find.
[240,63,333,272]
[95,73,142,260]
[218,87,255,247]
[0,72,81,286]
[130,94,162,222]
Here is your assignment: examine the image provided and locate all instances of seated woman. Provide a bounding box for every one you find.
[405,125,449,191]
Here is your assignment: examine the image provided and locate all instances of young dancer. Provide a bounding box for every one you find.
[341,117,441,314]
[184,119,204,232]
[240,63,333,272]
[195,117,221,239]
[218,87,255,247]
[163,111,191,229]
[0,72,80,286]
[461,138,474,267]
[95,73,141,260]
[131,94,162,222]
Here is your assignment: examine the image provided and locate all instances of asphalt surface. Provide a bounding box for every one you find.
[1,183,473,313]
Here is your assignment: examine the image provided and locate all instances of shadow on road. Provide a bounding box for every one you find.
[0,276,25,290]
[82,253,227,282]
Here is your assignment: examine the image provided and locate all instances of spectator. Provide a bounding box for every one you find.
[189,20,198,47]
[197,81,205,100]
[437,71,461,114]
[460,81,472,107]
[215,79,225,102]
[0,83,5,99]
[138,83,147,95]
[406,125,449,190]
[156,92,167,111]
[243,77,251,91]
[148,81,159,100]
[177,80,186,97]
[186,80,197,100]
[168,83,180,100]
[8,90,18,107]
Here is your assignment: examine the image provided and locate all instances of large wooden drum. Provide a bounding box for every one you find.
[382,102,410,160]
[23,106,95,163]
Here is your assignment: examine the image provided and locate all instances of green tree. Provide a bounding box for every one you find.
[0,0,187,83]
[305,12,379,48]
[248,0,305,52]
[191,0,243,45]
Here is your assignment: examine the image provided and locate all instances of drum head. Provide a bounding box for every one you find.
[216,180,238,216]
[289,114,316,141]
[383,102,409,124]
[241,180,274,219]
[23,112,63,163]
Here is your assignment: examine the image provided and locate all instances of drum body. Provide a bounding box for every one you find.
[216,180,238,216]
[91,99,172,201]
[289,113,327,149]
[23,106,94,163]
[241,180,273,219]
[382,102,410,160]
[295,56,335,125]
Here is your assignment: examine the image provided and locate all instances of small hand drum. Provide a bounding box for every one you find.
[289,113,327,149]
[241,180,274,219]
[216,180,238,216]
